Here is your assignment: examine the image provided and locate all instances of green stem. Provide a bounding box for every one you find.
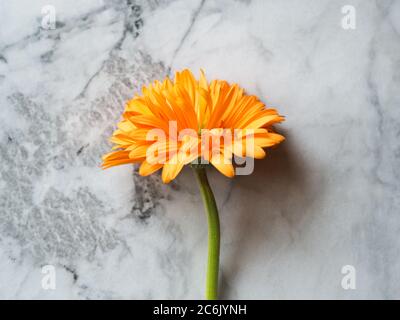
[193,167,220,300]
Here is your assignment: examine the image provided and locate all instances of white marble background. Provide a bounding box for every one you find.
[0,0,399,299]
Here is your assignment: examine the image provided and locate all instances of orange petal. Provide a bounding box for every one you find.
[210,153,235,178]
[129,145,149,159]
[139,160,163,176]
[161,155,184,183]
[254,133,285,147]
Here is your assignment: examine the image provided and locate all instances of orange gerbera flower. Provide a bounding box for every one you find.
[102,69,285,183]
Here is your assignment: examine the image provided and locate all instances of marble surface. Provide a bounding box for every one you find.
[0,0,399,299]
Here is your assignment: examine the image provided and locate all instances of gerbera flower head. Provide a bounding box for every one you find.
[102,69,285,183]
